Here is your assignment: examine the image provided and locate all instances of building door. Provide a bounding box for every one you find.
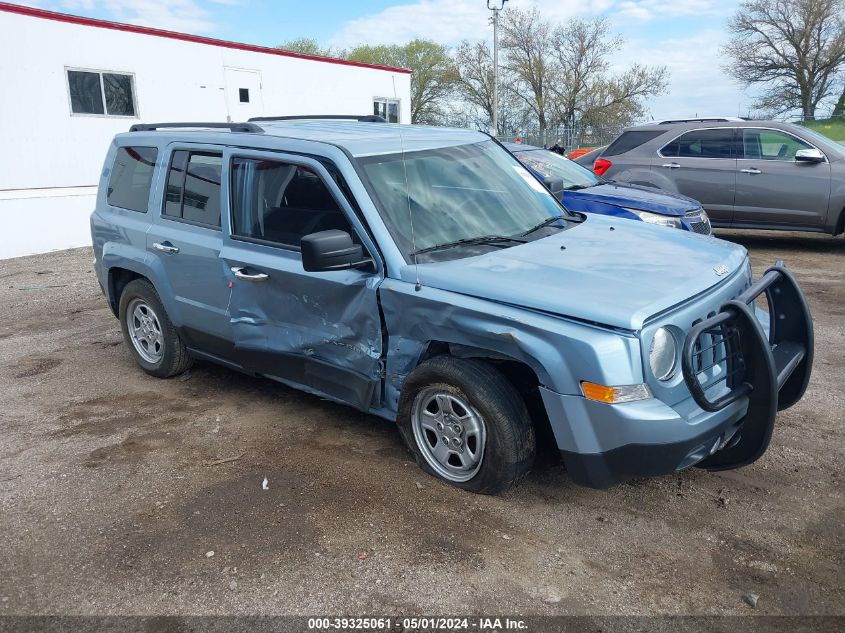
[224,68,264,121]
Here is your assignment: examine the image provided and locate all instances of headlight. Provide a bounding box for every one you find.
[683,208,713,235]
[624,208,682,229]
[649,327,677,381]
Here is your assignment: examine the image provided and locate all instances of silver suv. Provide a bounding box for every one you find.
[593,118,845,235]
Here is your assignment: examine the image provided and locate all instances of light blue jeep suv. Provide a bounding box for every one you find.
[91,117,814,494]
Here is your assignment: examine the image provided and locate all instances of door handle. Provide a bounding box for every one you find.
[152,242,179,255]
[230,266,269,282]
[662,162,681,169]
[740,168,761,175]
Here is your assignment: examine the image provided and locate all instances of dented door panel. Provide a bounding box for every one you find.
[220,149,384,410]
[222,242,383,409]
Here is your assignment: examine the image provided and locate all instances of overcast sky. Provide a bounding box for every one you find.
[38,0,755,121]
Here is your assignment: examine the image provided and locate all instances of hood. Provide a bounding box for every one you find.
[564,182,700,216]
[403,214,747,331]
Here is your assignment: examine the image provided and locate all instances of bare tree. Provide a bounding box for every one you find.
[454,40,496,127]
[452,40,528,132]
[550,18,668,129]
[724,0,845,118]
[500,7,554,132]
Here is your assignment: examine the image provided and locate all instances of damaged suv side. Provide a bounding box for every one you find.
[91,118,813,494]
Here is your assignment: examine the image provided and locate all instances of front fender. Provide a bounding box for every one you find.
[378,279,643,419]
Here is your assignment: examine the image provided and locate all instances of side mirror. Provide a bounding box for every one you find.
[795,148,825,163]
[543,176,564,195]
[300,230,372,272]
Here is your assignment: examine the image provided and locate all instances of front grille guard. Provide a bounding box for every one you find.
[681,261,813,470]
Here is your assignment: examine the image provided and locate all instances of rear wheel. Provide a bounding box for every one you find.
[398,356,535,494]
[118,279,192,378]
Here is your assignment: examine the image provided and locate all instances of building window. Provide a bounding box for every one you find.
[239,88,250,103]
[373,98,400,123]
[67,69,137,117]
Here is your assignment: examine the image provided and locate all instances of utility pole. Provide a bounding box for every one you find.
[487,0,508,136]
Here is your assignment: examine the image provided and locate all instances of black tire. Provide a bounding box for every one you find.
[397,356,535,495]
[118,278,193,378]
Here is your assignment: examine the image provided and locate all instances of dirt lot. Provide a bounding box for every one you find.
[0,231,842,619]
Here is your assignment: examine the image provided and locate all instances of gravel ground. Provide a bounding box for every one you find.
[0,231,842,618]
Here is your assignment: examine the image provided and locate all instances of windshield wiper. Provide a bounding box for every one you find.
[412,234,527,256]
[520,215,570,236]
[521,212,586,236]
[563,184,593,191]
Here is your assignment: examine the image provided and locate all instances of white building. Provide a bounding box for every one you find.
[0,2,412,259]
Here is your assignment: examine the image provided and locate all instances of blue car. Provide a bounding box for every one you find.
[505,142,712,235]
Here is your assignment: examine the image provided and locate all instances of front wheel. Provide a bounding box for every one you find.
[397,356,536,494]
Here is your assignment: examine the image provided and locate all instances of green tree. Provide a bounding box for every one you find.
[347,40,458,124]
[277,37,335,57]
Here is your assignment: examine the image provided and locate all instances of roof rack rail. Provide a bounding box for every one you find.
[128,122,264,133]
[247,114,386,123]
[658,117,745,124]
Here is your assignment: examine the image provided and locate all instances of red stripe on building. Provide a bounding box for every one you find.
[0,2,413,75]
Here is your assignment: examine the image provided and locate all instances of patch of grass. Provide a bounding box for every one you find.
[801,118,845,141]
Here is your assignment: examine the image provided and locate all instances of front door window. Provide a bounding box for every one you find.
[741,129,812,161]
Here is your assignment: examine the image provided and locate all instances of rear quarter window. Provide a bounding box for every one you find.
[107,146,158,213]
[603,130,664,157]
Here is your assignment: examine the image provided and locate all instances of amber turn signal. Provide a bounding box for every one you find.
[580,381,651,404]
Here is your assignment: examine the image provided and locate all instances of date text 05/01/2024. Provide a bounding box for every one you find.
[307,617,528,631]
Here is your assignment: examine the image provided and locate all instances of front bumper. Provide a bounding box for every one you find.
[544,261,813,489]
[681,260,813,470]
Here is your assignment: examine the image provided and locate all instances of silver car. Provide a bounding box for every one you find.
[592,118,845,235]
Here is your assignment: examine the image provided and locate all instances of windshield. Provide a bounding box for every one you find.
[514,149,602,191]
[358,140,572,261]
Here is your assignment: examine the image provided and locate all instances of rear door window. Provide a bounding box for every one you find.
[107,146,158,213]
[162,150,223,228]
[603,130,664,157]
[662,128,735,159]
